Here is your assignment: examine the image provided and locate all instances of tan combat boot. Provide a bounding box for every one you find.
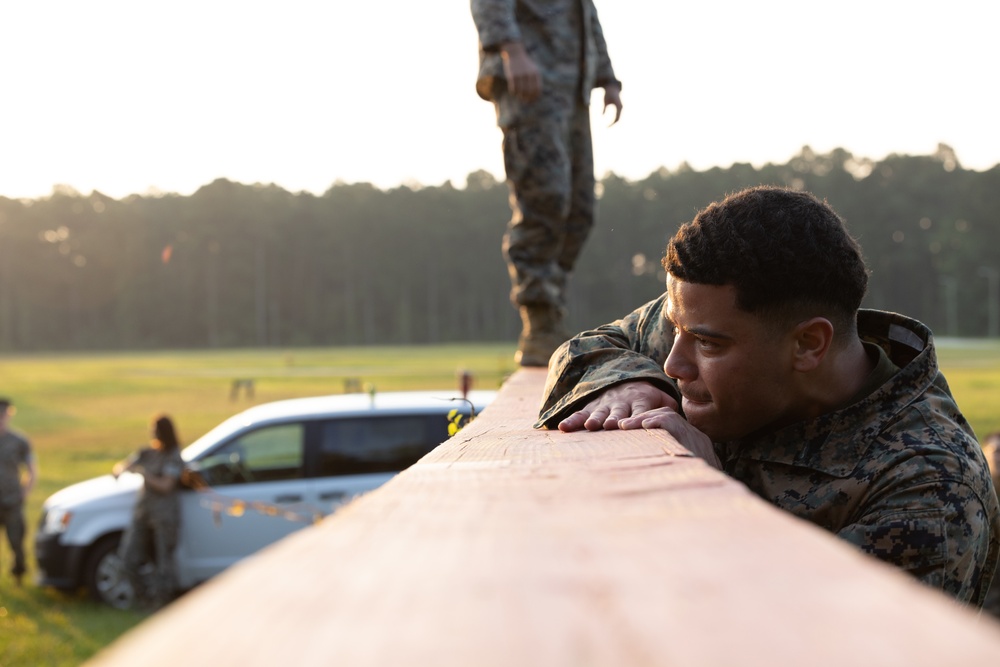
[515,305,571,367]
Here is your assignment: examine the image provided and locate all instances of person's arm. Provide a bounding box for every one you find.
[537,296,722,469]
[112,451,139,479]
[838,478,997,606]
[499,41,542,102]
[21,452,37,501]
[470,0,522,54]
[536,294,679,428]
[602,82,622,125]
[143,472,179,494]
[588,2,622,123]
[143,457,183,495]
[470,1,542,103]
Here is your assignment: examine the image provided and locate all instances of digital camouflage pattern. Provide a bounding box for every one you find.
[537,296,1000,607]
[118,445,184,607]
[984,440,1000,617]
[471,0,618,309]
[497,87,594,309]
[471,0,618,106]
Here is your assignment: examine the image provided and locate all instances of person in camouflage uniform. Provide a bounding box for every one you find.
[471,0,622,366]
[536,186,1000,607]
[0,397,36,586]
[982,432,1000,616]
[113,414,185,609]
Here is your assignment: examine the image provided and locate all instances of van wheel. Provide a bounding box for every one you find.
[85,535,135,609]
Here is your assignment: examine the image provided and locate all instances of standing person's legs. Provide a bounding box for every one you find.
[119,514,151,605]
[0,504,27,583]
[149,516,179,608]
[7,507,26,582]
[557,102,596,281]
[497,87,577,365]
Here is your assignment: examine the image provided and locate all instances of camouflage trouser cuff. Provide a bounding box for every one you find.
[510,279,565,309]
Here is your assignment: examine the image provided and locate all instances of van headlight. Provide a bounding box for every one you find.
[41,507,73,534]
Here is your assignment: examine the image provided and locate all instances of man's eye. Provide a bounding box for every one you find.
[696,337,719,350]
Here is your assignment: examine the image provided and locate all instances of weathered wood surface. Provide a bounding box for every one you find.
[89,368,1000,666]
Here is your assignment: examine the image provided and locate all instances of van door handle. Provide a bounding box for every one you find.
[275,494,303,503]
[320,491,346,501]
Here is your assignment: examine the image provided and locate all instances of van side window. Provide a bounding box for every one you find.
[318,415,450,477]
[197,424,304,486]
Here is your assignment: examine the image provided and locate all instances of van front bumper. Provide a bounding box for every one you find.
[34,531,87,589]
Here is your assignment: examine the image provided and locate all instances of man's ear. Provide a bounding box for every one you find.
[791,317,834,372]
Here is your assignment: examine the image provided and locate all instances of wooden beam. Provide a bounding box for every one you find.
[88,368,1000,666]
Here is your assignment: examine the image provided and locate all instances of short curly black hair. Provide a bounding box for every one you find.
[663,186,869,336]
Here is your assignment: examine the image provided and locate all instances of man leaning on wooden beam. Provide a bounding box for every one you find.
[537,185,1000,608]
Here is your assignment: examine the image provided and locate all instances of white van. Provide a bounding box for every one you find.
[34,389,494,608]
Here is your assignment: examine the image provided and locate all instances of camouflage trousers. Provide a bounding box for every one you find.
[0,502,26,577]
[119,507,179,608]
[495,84,595,309]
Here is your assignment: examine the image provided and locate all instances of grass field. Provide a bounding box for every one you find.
[0,343,517,666]
[2,339,1000,665]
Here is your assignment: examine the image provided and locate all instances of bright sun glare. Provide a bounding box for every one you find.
[0,1,996,200]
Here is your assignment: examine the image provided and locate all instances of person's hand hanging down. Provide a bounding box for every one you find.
[603,82,622,125]
[558,380,722,469]
[500,42,542,103]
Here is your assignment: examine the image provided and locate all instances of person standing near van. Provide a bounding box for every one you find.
[113,414,184,609]
[471,0,623,366]
[0,397,36,586]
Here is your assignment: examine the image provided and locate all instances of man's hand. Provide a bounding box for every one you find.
[558,381,677,432]
[603,82,622,125]
[619,408,722,470]
[500,42,542,103]
[557,381,722,470]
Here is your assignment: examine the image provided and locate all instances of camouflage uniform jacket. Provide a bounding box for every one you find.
[125,446,184,521]
[471,0,619,103]
[0,428,32,508]
[537,295,1000,606]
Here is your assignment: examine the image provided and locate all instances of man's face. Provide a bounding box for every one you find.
[663,277,800,442]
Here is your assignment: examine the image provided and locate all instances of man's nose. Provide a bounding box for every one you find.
[664,342,691,380]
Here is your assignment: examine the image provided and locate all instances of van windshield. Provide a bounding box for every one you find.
[181,415,256,462]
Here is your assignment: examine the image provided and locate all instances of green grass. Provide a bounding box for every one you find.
[0,343,517,667]
[2,339,999,666]
[936,339,1000,438]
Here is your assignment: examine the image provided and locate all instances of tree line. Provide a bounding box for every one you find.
[0,144,997,352]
